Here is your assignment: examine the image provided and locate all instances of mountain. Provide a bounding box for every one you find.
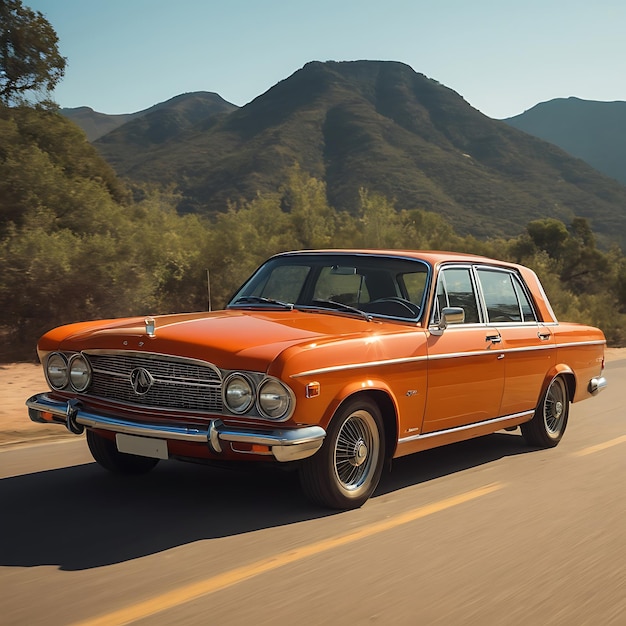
[61,107,136,141]
[504,97,626,186]
[63,92,238,142]
[93,61,626,247]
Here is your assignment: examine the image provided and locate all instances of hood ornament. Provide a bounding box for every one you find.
[145,317,156,338]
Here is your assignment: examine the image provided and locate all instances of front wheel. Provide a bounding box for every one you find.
[521,376,569,448]
[87,430,160,474]
[299,398,385,509]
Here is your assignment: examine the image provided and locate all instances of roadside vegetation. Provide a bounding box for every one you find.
[1,105,625,360]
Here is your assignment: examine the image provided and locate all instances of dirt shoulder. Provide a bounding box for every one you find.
[2,348,625,449]
[0,362,78,448]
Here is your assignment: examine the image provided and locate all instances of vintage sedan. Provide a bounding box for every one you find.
[27,250,607,509]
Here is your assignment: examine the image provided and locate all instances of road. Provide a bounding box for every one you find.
[1,357,625,625]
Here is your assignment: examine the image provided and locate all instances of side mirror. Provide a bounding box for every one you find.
[431,306,465,334]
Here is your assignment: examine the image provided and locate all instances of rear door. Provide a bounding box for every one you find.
[475,267,556,417]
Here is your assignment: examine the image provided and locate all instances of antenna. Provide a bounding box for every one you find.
[206,269,212,312]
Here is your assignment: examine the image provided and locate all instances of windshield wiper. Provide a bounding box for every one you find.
[231,295,294,310]
[301,299,372,321]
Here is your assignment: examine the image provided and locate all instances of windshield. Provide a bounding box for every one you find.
[228,253,430,321]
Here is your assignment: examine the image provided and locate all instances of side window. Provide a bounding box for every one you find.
[432,268,480,324]
[513,276,537,322]
[477,269,535,323]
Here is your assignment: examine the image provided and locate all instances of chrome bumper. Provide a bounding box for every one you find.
[588,376,608,395]
[26,393,325,462]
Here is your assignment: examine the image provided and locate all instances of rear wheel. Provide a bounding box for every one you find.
[86,430,159,474]
[521,376,569,448]
[299,398,385,509]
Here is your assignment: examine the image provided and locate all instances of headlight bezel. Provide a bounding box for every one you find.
[45,352,69,390]
[68,353,92,392]
[223,372,255,414]
[257,378,293,420]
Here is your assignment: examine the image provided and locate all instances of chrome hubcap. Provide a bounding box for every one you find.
[334,410,379,492]
[351,440,368,467]
[545,379,566,434]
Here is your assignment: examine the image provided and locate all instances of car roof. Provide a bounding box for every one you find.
[274,249,522,269]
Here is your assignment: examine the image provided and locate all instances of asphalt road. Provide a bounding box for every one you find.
[1,357,625,626]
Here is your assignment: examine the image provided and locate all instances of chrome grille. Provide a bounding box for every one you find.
[85,353,223,412]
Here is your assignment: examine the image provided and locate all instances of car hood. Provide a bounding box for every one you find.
[42,309,380,372]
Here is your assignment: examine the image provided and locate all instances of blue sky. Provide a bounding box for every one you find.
[26,0,626,119]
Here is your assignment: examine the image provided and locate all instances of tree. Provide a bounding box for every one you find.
[0,0,66,105]
[526,218,569,258]
[281,164,335,248]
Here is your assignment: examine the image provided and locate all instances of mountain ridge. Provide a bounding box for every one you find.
[64,61,626,248]
[504,97,626,185]
[62,91,238,141]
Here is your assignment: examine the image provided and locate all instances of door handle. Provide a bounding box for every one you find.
[537,331,551,341]
[486,333,502,344]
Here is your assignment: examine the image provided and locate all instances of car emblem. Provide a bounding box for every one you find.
[130,367,155,395]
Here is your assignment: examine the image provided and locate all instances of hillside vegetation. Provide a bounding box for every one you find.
[2,104,625,360]
[92,61,626,250]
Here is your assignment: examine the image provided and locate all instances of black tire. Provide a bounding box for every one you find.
[299,398,385,509]
[86,429,159,475]
[521,376,569,448]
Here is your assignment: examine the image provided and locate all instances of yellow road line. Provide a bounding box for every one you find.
[573,435,626,457]
[72,482,504,626]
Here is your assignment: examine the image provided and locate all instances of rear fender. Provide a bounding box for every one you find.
[538,364,576,406]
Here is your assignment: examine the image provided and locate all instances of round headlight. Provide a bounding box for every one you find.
[69,354,92,392]
[257,379,291,419]
[46,353,69,389]
[224,374,254,414]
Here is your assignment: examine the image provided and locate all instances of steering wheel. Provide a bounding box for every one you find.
[370,297,421,317]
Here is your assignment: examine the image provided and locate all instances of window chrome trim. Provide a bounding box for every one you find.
[473,265,539,325]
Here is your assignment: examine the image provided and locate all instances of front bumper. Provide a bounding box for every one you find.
[26,393,326,462]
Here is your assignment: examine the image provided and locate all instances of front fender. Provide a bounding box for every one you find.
[317,379,400,454]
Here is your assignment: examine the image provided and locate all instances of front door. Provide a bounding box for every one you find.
[421,266,505,433]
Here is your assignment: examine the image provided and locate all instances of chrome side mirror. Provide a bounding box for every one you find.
[431,306,465,334]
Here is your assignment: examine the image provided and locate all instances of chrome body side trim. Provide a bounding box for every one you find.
[556,340,606,349]
[398,410,535,445]
[293,339,606,379]
[26,393,325,462]
[293,355,429,378]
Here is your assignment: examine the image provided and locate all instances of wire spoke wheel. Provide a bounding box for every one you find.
[544,377,567,435]
[334,410,379,491]
[299,398,385,509]
[522,376,569,448]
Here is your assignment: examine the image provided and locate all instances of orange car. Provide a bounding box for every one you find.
[27,250,607,509]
